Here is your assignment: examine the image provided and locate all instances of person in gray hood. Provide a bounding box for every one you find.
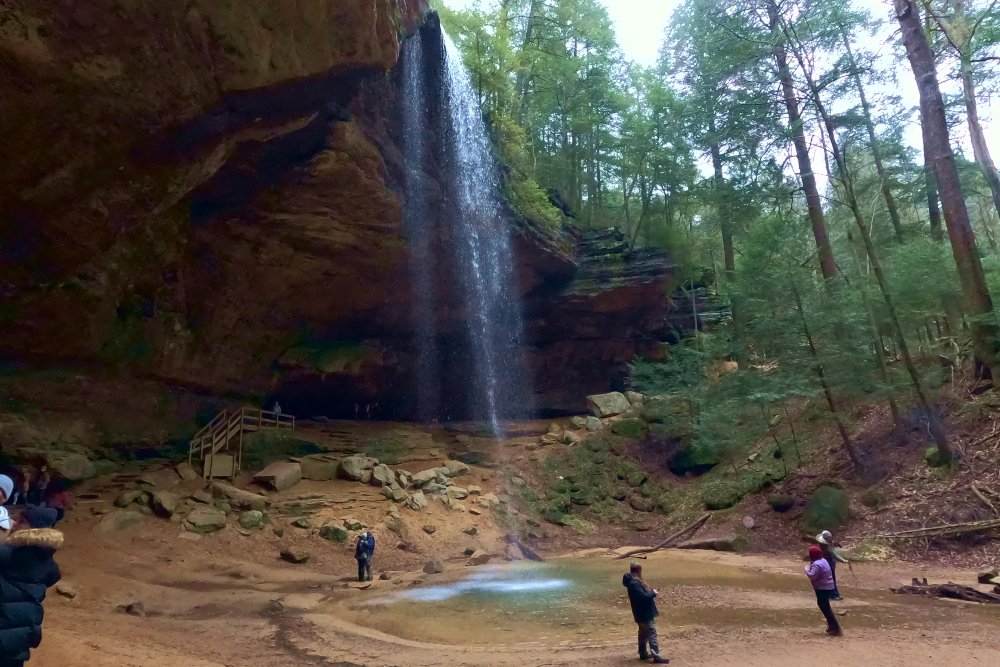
[622,562,669,663]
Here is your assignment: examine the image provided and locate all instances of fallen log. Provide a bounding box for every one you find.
[891,581,1000,604]
[615,513,711,560]
[849,517,1000,540]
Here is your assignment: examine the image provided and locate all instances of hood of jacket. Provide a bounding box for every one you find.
[623,573,635,587]
[5,528,64,551]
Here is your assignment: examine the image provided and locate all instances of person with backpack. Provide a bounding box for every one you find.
[0,505,62,666]
[622,562,669,663]
[354,531,374,582]
[805,544,843,637]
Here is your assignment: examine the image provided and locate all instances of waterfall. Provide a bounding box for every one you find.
[439,32,531,434]
[399,27,531,433]
[402,32,441,422]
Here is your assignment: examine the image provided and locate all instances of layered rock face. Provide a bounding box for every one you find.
[0,2,680,421]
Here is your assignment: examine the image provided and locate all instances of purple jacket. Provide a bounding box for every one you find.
[805,558,835,591]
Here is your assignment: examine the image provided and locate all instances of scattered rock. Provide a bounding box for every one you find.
[410,468,442,487]
[540,433,560,445]
[96,510,145,534]
[46,451,96,481]
[56,583,78,599]
[443,460,471,477]
[239,510,265,530]
[570,416,588,429]
[407,490,428,511]
[384,514,410,542]
[343,518,364,531]
[379,572,392,581]
[273,526,285,537]
[319,523,349,543]
[423,560,445,574]
[977,570,999,585]
[190,489,212,504]
[371,464,395,487]
[422,482,449,495]
[625,391,645,406]
[114,489,144,508]
[448,486,469,500]
[547,423,562,435]
[677,536,749,552]
[281,547,310,564]
[292,517,311,529]
[152,490,181,518]
[467,549,491,566]
[119,602,145,617]
[463,547,476,556]
[360,469,373,484]
[469,507,483,515]
[339,455,371,481]
[253,461,302,492]
[463,526,478,536]
[467,485,482,496]
[175,462,199,482]
[629,495,657,512]
[585,416,602,431]
[562,430,583,445]
[210,481,268,512]
[586,392,631,418]
[641,395,693,441]
[477,493,500,508]
[422,524,437,535]
[184,507,227,533]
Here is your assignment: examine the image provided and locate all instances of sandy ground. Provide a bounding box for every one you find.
[30,519,1000,667]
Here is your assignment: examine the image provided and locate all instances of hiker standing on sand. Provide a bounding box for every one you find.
[816,530,849,600]
[622,562,669,664]
[806,545,843,637]
[355,531,375,582]
[0,505,63,667]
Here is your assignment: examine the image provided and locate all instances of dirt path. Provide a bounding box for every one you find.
[31,525,1000,667]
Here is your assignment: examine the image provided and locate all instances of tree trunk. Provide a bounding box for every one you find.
[840,26,904,243]
[960,56,1000,218]
[895,0,999,381]
[769,3,837,279]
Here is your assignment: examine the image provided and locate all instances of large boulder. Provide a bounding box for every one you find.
[410,468,446,487]
[253,462,302,492]
[586,392,631,418]
[47,451,96,481]
[114,489,145,508]
[139,468,181,491]
[319,523,349,543]
[466,550,492,566]
[641,395,693,441]
[210,481,269,512]
[185,507,227,533]
[442,460,471,477]
[152,490,181,518]
[300,455,341,481]
[407,490,428,511]
[239,510,265,530]
[371,463,396,487]
[339,455,371,482]
[96,510,145,534]
[281,547,310,564]
[611,418,649,440]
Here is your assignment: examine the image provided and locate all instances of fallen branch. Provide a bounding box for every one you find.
[972,484,999,517]
[615,513,711,560]
[850,517,1000,540]
[891,580,1000,604]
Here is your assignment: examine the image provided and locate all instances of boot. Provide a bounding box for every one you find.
[651,657,670,664]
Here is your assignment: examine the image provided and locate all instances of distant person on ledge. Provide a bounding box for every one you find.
[623,562,669,663]
[272,402,281,419]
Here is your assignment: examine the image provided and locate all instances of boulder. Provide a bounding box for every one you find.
[422,524,437,535]
[139,468,181,491]
[175,462,199,482]
[562,430,583,445]
[629,495,657,512]
[447,486,469,500]
[371,464,395,487]
[253,462,302,492]
[467,485,482,495]
[570,416,588,429]
[300,455,341,481]
[407,490,428,511]
[547,423,562,435]
[281,547,310,564]
[611,418,649,439]
[540,433,560,445]
[397,471,412,487]
[184,507,227,533]
[384,514,410,542]
[466,550,491,566]
[423,560,445,574]
[390,487,409,503]
[463,526,478,536]
[239,510,265,529]
[46,451,96,481]
[56,582,79,599]
[319,523,349,543]
[343,518,364,531]
[411,467,448,487]
[585,416,602,431]
[442,460,471,477]
[190,489,212,504]
[339,455,371,481]
[96,510,145,533]
[292,517,311,529]
[422,482,449,495]
[114,489,145,508]
[677,536,749,552]
[360,468,373,484]
[152,490,181,518]
[641,395,693,441]
[586,392,631,418]
[469,507,483,515]
[625,391,645,406]
[210,481,269,512]
[477,493,500,508]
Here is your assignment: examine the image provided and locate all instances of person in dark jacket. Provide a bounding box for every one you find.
[0,505,62,666]
[622,562,668,663]
[354,531,374,582]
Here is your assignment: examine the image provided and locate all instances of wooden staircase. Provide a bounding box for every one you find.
[188,407,296,479]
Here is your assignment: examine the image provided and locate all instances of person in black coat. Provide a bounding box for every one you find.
[622,562,668,664]
[0,506,62,667]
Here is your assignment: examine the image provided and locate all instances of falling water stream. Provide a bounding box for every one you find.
[401,28,531,433]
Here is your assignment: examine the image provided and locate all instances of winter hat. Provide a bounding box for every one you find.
[0,474,12,501]
[22,505,58,529]
[0,506,9,531]
[808,545,823,561]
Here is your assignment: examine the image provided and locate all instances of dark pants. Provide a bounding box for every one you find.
[357,558,372,582]
[815,589,842,634]
[637,621,661,658]
[829,560,841,598]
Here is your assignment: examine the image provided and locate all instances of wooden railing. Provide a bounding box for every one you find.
[188,408,295,478]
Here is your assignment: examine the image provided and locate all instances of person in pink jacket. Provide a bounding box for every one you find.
[805,545,842,636]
